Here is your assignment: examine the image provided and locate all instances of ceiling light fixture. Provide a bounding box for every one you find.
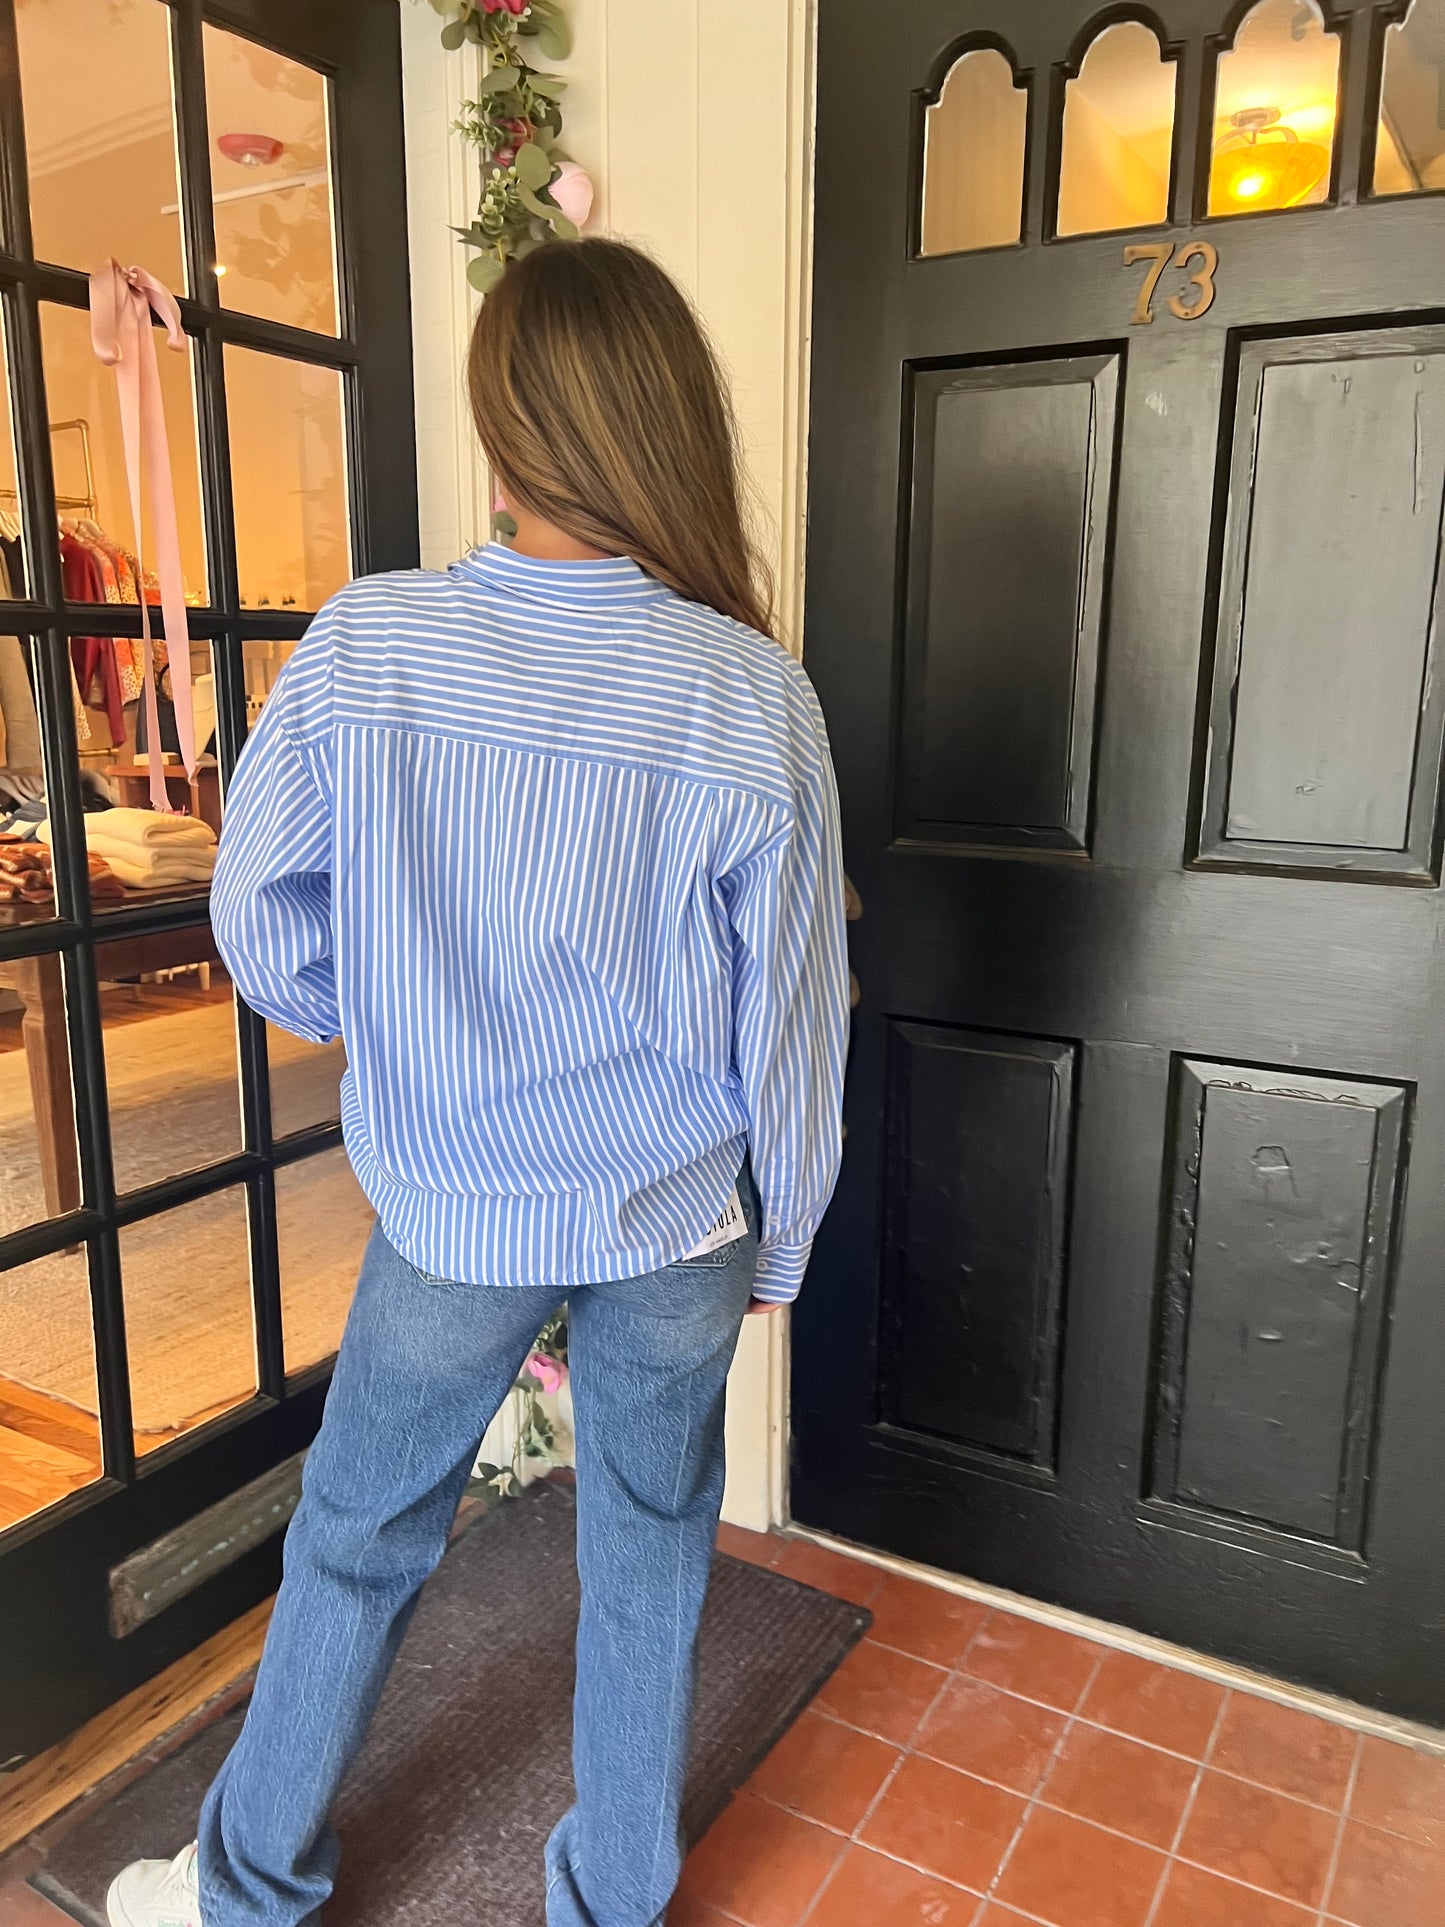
[216,132,284,168]
[1213,106,1330,210]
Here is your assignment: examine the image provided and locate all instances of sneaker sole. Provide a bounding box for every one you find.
[105,1873,135,1927]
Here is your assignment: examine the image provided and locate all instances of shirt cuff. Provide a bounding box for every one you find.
[751,1240,813,1305]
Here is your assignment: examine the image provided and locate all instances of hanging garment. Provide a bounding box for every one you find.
[84,530,145,702]
[62,531,124,746]
[0,547,38,780]
[0,635,41,783]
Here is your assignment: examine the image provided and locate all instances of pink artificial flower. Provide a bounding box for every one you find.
[526,1352,567,1395]
[483,0,529,14]
[492,115,532,166]
[549,162,594,229]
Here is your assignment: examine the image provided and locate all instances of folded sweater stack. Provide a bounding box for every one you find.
[40,807,218,890]
[0,835,125,902]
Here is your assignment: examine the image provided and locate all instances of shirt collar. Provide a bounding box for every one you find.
[454,542,669,611]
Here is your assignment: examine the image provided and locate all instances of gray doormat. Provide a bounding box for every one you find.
[30,1480,869,1925]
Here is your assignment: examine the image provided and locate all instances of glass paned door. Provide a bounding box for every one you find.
[0,0,417,1765]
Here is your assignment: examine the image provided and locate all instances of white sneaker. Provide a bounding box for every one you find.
[106,1841,202,1927]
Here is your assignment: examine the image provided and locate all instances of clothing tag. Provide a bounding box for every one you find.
[681,1184,745,1260]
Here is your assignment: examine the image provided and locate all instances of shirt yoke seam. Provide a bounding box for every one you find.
[306,718,797,815]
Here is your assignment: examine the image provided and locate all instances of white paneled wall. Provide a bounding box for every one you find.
[400,0,816,1526]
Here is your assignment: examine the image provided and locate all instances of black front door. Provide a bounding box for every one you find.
[797,0,1445,1723]
[0,0,416,1762]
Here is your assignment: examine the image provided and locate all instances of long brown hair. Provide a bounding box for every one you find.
[467,239,775,638]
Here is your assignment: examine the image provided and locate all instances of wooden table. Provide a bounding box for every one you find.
[0,902,221,1220]
[104,762,223,837]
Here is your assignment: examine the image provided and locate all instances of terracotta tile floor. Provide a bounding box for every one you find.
[687,1524,1445,1927]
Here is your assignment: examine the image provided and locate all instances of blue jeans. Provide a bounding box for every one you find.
[196,1166,758,1927]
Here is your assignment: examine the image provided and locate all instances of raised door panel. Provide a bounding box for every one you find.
[1198,329,1445,881]
[898,355,1118,852]
[1151,1061,1407,1554]
[882,1023,1075,1468]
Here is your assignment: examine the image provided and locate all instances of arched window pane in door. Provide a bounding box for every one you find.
[1209,0,1340,216]
[1376,0,1445,196]
[920,48,1027,257]
[1058,21,1176,236]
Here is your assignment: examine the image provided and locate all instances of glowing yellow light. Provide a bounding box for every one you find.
[1211,107,1331,212]
[1286,102,1337,137]
[213,263,229,277]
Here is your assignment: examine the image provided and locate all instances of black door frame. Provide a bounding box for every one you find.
[0,0,417,1763]
[796,0,1445,1723]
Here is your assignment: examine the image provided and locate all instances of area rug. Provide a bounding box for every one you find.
[0,1001,370,1435]
[30,1482,870,1925]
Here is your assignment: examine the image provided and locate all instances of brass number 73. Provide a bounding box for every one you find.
[1125,241,1219,325]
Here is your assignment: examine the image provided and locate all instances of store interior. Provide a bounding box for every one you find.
[0,0,371,1529]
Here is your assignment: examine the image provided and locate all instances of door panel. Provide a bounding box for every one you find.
[799,0,1445,1722]
[1202,328,1445,878]
[883,1024,1074,1466]
[901,357,1117,851]
[1152,1060,1406,1550]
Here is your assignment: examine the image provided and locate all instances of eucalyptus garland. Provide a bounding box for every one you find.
[428,0,591,295]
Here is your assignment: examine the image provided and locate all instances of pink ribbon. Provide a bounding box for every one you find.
[89,261,196,813]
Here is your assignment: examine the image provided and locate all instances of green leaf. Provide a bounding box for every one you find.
[467,252,507,294]
[514,139,553,190]
[535,18,571,59]
[428,0,452,13]
[440,19,468,50]
[477,63,520,93]
[527,73,568,98]
[536,190,578,242]
[492,508,519,539]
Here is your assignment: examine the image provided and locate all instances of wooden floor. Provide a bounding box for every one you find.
[0,1382,102,1532]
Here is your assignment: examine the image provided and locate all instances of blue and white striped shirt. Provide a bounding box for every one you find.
[211,545,850,1303]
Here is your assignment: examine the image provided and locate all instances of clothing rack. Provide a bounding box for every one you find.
[0,417,98,516]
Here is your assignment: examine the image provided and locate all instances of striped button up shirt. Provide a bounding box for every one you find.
[211,545,850,1304]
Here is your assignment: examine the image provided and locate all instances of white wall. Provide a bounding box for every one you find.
[399,0,816,1528]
